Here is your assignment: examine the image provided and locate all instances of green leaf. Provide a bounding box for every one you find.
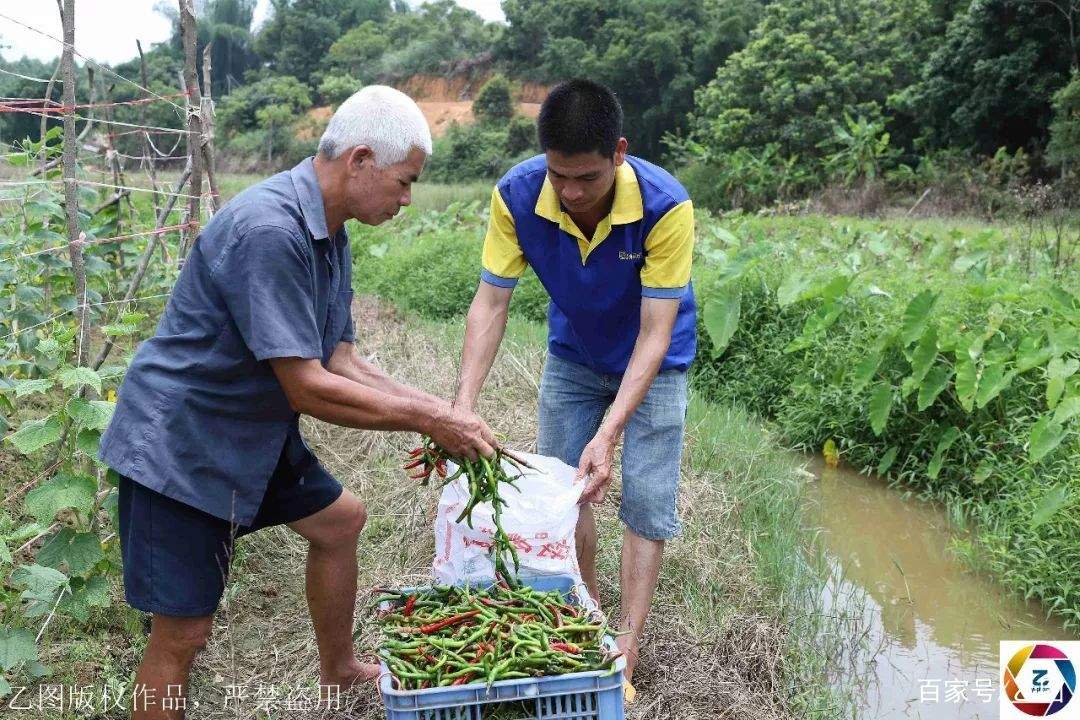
[1016,335,1053,373]
[917,364,953,411]
[11,564,68,616]
[1031,486,1071,528]
[23,472,96,524]
[954,354,978,412]
[876,446,899,475]
[37,529,103,577]
[75,428,100,458]
[65,397,115,431]
[0,626,37,672]
[868,383,893,437]
[1029,416,1067,463]
[57,366,102,394]
[1052,395,1080,425]
[776,271,811,307]
[852,338,889,393]
[900,290,938,346]
[927,426,961,480]
[952,250,989,273]
[1046,357,1079,410]
[909,326,938,385]
[703,287,741,357]
[9,378,54,398]
[0,541,10,565]
[6,415,63,455]
[0,674,10,697]
[975,362,1015,409]
[102,323,141,337]
[972,460,993,485]
[58,574,110,622]
[784,299,844,354]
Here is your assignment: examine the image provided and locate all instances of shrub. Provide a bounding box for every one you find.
[473,75,515,125]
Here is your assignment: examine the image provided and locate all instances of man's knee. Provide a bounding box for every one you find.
[150,614,213,661]
[307,495,367,549]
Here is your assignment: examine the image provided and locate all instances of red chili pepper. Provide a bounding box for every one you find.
[419,609,481,634]
[408,447,424,458]
[551,641,581,654]
[452,673,474,686]
[403,458,426,470]
[409,469,432,480]
[436,460,447,478]
[403,595,417,617]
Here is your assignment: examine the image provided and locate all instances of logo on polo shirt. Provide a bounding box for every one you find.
[618,251,643,261]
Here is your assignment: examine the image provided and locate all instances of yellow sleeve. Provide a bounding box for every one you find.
[480,187,527,287]
[640,200,694,297]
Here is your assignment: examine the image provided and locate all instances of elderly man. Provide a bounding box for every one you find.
[99,86,495,719]
[453,79,696,684]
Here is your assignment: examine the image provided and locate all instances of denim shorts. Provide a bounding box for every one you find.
[537,352,687,540]
[117,446,343,617]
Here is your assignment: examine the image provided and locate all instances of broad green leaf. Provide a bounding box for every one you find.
[972,460,993,485]
[876,446,899,475]
[817,274,852,302]
[1052,395,1080,425]
[0,626,37,672]
[784,300,844,353]
[851,341,887,393]
[9,378,54,398]
[900,290,938,346]
[65,397,115,431]
[35,337,62,358]
[37,529,103,577]
[776,271,811,307]
[1016,335,1053,373]
[703,287,741,357]
[59,574,110,622]
[1048,285,1079,317]
[909,326,938,384]
[0,541,10,565]
[917,364,953,411]
[1046,322,1080,358]
[23,472,96,524]
[1046,357,1079,410]
[868,383,893,436]
[102,323,141,337]
[57,366,102,394]
[11,564,68,616]
[1031,486,1071,528]
[75,428,100,458]
[954,354,978,412]
[975,362,1015,409]
[0,674,9,697]
[1029,416,1067,463]
[6,415,62,455]
[927,426,960,479]
[952,250,989,274]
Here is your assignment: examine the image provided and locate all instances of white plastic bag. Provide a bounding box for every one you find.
[432,451,585,585]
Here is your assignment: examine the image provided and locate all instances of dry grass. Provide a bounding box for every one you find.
[150,296,800,719]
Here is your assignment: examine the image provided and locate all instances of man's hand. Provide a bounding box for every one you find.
[428,405,498,461]
[577,431,617,504]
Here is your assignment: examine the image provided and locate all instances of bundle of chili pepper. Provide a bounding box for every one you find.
[404,437,533,586]
[372,582,622,691]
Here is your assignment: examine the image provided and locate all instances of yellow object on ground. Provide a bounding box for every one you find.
[623,680,637,704]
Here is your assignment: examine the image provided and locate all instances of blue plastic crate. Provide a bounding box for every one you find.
[377,575,625,720]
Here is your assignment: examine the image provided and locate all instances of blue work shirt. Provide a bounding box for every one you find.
[99,157,355,525]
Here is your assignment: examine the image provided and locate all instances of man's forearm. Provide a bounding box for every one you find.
[294,368,443,435]
[331,349,446,408]
[600,333,669,441]
[454,292,509,410]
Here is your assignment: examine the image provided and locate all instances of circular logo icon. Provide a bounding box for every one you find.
[1003,643,1077,716]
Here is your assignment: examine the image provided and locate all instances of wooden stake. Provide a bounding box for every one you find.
[178,0,204,265]
[60,0,88,367]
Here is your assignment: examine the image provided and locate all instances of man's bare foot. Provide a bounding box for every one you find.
[615,634,641,682]
[320,659,381,692]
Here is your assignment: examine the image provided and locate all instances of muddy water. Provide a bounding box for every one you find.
[808,458,1076,719]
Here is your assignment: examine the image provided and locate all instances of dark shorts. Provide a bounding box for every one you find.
[117,447,343,617]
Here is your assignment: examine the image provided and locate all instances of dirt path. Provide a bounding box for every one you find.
[188,297,797,719]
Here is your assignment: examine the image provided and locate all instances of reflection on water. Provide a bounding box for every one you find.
[808,457,1076,719]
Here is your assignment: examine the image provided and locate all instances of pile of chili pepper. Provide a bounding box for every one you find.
[404,438,533,586]
[374,582,621,691]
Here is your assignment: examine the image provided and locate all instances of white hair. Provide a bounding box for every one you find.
[317,85,433,166]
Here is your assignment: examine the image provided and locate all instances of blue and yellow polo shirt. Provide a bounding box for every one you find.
[480,154,697,374]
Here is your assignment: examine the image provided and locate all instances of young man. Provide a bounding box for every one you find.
[100,86,496,719]
[453,79,696,681]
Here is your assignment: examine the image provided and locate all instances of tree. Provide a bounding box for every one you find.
[1047,71,1080,174]
[473,75,514,125]
[895,0,1078,158]
[325,21,389,82]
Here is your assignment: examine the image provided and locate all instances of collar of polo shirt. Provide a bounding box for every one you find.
[291,157,333,242]
[534,161,643,264]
